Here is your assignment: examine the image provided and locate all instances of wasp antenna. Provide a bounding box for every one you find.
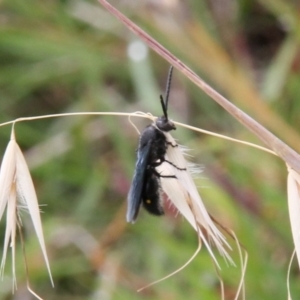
[164,66,174,111]
[160,95,168,119]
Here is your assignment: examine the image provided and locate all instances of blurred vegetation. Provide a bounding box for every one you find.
[0,0,300,299]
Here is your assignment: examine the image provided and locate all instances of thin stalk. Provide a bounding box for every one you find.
[98,0,300,173]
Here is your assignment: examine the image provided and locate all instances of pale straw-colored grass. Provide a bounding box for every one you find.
[0,112,279,298]
[1,3,298,294]
[0,129,53,299]
[287,166,300,268]
[287,166,300,300]
[159,132,232,265]
[287,249,296,300]
[96,5,300,295]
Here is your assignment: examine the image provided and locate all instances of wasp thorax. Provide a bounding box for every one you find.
[156,116,176,132]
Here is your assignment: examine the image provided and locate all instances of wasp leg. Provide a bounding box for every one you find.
[152,168,177,179]
[164,159,187,171]
[167,141,178,148]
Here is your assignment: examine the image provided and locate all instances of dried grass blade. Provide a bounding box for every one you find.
[8,184,17,290]
[158,163,196,227]
[15,144,54,286]
[232,230,247,300]
[0,140,17,221]
[163,133,232,263]
[287,249,296,300]
[0,139,17,280]
[156,134,232,267]
[98,0,300,173]
[0,184,15,278]
[158,162,222,265]
[287,166,300,269]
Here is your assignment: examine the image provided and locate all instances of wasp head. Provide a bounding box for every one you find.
[156,115,176,131]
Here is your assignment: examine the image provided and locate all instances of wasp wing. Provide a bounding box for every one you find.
[127,134,153,223]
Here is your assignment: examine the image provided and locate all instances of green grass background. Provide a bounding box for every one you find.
[0,0,300,299]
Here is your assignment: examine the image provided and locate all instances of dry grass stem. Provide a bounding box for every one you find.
[174,121,277,156]
[98,0,300,174]
[138,191,204,292]
[232,230,247,300]
[0,112,275,157]
[137,237,202,292]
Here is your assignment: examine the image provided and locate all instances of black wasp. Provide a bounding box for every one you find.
[127,66,182,223]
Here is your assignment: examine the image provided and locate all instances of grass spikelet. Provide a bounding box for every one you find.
[157,132,232,266]
[0,128,53,296]
[0,137,18,281]
[0,109,297,298]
